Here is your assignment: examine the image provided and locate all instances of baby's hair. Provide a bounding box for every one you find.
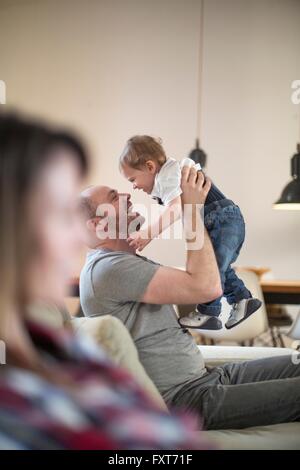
[119,135,167,170]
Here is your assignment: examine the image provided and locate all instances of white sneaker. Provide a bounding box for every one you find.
[178,311,222,330]
[225,298,262,329]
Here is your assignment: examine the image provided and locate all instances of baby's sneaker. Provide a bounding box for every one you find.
[225,298,262,329]
[178,310,222,330]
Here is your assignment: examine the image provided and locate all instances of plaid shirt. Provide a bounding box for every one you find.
[0,321,206,450]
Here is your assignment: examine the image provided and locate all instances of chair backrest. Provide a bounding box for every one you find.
[28,302,70,328]
[286,310,300,340]
[192,270,269,343]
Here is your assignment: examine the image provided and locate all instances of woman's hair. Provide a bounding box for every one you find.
[119,135,167,170]
[0,112,89,333]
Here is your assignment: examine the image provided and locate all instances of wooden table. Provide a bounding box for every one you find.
[260,280,300,305]
[259,280,300,347]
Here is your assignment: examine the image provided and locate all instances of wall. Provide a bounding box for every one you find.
[0,0,299,278]
[202,0,300,279]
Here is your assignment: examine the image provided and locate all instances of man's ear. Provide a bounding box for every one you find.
[145,160,156,173]
[86,218,98,232]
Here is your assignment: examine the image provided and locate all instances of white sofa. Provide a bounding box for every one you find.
[72,315,300,450]
[198,345,300,449]
[29,307,300,449]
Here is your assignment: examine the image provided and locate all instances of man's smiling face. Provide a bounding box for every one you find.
[83,185,144,239]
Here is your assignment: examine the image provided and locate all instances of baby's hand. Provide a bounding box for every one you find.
[127,230,151,251]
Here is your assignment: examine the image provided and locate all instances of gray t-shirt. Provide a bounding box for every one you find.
[80,249,207,403]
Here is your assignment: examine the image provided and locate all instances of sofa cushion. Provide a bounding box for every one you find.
[28,302,70,328]
[199,345,295,367]
[203,422,300,450]
[73,316,168,411]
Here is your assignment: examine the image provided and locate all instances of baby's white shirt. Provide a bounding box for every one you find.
[151,157,201,206]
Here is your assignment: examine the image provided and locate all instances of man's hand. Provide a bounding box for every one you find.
[180,166,211,248]
[127,229,151,251]
[181,166,211,206]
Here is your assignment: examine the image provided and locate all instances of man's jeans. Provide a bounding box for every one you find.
[169,354,300,430]
[197,199,251,317]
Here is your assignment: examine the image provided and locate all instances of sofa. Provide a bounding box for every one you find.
[29,306,300,449]
[73,315,300,450]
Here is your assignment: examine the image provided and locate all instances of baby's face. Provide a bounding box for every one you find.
[121,163,156,194]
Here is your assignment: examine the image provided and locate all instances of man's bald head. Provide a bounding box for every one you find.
[78,184,142,251]
[78,185,117,220]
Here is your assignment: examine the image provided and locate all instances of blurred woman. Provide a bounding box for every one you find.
[0,113,202,450]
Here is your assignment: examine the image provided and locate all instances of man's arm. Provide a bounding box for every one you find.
[141,167,222,305]
[127,196,182,251]
[148,196,182,238]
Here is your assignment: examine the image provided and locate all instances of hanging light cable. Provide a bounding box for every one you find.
[273,108,300,210]
[188,0,207,168]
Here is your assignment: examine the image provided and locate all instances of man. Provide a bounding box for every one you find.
[79,166,300,430]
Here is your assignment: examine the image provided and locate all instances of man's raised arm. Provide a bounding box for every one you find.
[141,166,222,305]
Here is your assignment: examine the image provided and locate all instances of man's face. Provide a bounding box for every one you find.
[89,186,144,239]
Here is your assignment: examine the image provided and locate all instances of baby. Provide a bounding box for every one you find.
[119,135,261,330]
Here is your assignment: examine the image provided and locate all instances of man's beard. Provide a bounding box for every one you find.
[127,212,145,236]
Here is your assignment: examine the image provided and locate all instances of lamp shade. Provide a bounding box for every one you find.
[273,144,300,210]
[188,138,207,168]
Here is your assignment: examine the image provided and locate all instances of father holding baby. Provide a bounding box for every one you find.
[79,149,300,430]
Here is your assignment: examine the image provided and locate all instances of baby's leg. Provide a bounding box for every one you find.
[199,203,261,328]
[178,213,236,329]
[178,235,239,330]
[196,204,243,314]
[224,266,262,329]
[210,207,263,327]
[223,265,251,305]
[196,243,236,317]
[178,203,259,330]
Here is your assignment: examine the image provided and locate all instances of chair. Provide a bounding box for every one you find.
[176,270,269,346]
[286,310,300,350]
